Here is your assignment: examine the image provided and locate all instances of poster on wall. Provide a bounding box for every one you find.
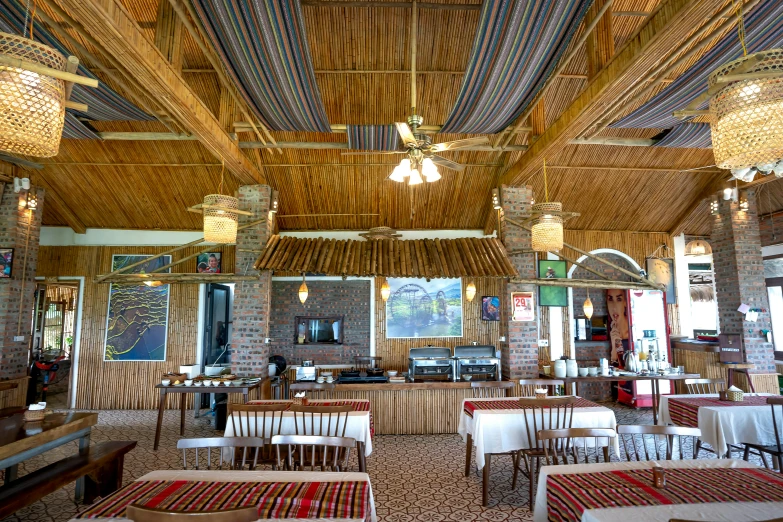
[538,260,568,307]
[104,255,171,361]
[646,257,676,304]
[385,277,463,338]
[0,248,13,278]
[511,291,535,321]
[481,296,500,321]
[196,252,222,273]
[606,289,629,366]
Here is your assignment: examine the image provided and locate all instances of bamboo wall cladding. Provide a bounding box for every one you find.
[37,245,235,410]
[375,277,504,371]
[672,348,780,395]
[0,377,29,409]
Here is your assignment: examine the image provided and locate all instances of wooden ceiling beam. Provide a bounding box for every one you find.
[54,0,263,185]
[234,122,534,134]
[498,0,727,187]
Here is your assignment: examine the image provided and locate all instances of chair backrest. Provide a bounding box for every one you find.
[617,424,702,461]
[539,428,617,465]
[684,378,725,394]
[518,396,576,451]
[176,437,268,470]
[470,381,515,398]
[289,404,354,436]
[290,382,336,399]
[768,397,783,454]
[126,505,258,522]
[271,434,355,471]
[519,379,565,397]
[227,403,287,438]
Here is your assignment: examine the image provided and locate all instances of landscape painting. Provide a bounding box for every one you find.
[104,255,171,361]
[385,277,463,338]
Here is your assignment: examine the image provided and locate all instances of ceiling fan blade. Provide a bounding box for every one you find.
[341,151,407,155]
[429,136,490,152]
[395,122,418,148]
[431,155,465,172]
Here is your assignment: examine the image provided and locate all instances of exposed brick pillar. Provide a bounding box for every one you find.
[712,189,775,374]
[499,185,539,379]
[231,185,273,377]
[0,183,44,380]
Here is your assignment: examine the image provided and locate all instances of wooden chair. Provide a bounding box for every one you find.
[126,505,258,522]
[618,425,702,461]
[512,396,576,509]
[470,381,515,398]
[684,378,725,394]
[226,403,288,467]
[743,397,783,471]
[290,382,336,399]
[289,404,354,436]
[272,434,355,471]
[176,437,268,470]
[519,379,565,397]
[539,428,617,464]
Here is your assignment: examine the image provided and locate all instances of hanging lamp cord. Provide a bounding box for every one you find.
[218,159,225,195]
[734,0,748,56]
[543,158,549,203]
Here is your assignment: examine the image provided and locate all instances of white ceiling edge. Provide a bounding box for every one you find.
[40,226,495,246]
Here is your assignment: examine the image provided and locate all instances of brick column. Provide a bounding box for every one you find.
[0,183,44,380]
[712,189,775,374]
[499,185,539,379]
[231,185,273,377]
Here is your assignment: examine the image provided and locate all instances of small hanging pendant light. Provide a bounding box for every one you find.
[299,274,309,304]
[465,281,477,302]
[380,278,391,301]
[583,290,593,319]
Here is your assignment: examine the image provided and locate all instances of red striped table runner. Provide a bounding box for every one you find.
[76,480,370,520]
[463,398,601,417]
[547,467,783,522]
[249,400,374,437]
[667,395,770,428]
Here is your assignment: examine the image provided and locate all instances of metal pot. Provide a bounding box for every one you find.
[302,360,314,367]
[366,367,384,377]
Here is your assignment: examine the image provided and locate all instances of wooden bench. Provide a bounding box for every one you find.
[0,440,137,519]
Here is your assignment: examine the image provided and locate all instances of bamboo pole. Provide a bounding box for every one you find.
[0,54,98,86]
[547,250,610,281]
[410,0,417,115]
[99,273,260,284]
[510,277,658,290]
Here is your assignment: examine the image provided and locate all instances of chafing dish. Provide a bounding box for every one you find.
[453,345,501,381]
[408,347,454,381]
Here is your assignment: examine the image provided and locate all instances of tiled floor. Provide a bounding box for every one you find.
[0,402,753,522]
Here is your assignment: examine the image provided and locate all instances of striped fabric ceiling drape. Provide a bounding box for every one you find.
[654,123,712,149]
[612,1,783,130]
[0,0,152,139]
[441,0,591,134]
[192,0,331,133]
[346,125,400,151]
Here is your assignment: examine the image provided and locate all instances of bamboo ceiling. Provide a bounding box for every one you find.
[254,235,519,278]
[6,0,781,237]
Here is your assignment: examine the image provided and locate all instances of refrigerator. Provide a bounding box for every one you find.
[618,289,672,408]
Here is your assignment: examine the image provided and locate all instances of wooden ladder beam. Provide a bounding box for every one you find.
[55,0,263,185]
[498,0,727,187]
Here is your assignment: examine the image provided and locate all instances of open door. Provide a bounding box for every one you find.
[203,283,232,368]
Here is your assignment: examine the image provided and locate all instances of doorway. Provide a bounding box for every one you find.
[202,283,233,369]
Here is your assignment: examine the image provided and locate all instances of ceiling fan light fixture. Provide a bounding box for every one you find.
[421,158,440,182]
[389,164,407,182]
[408,168,424,185]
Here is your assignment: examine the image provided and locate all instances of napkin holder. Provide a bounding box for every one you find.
[727,385,744,402]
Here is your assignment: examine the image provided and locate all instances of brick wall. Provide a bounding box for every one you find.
[268,280,371,365]
[0,184,44,380]
[499,185,538,379]
[574,341,612,400]
[230,185,273,377]
[712,189,775,373]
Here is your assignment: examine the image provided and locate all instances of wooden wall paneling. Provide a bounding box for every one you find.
[37,245,235,410]
[0,377,29,409]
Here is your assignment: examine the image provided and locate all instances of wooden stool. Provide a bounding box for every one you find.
[720,363,756,392]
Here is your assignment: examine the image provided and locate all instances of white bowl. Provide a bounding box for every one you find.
[462,375,473,381]
[578,368,589,377]
[387,370,398,377]
[184,380,193,386]
[588,367,598,376]
[194,381,203,387]
[321,371,333,377]
[205,366,224,377]
[212,380,221,386]
[202,380,212,386]
[161,379,171,386]
[325,378,334,383]
[317,378,326,383]
[224,380,233,386]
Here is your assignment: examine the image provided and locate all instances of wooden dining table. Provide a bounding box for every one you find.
[70,469,377,521]
[533,458,783,522]
[0,411,97,499]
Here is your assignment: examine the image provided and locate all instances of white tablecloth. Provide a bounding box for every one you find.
[69,470,376,522]
[533,459,765,522]
[658,393,778,456]
[225,400,373,456]
[457,397,620,469]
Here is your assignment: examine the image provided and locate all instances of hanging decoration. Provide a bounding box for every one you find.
[190,162,252,244]
[531,160,578,252]
[583,290,593,319]
[465,282,477,302]
[685,239,713,256]
[380,278,391,302]
[299,274,308,304]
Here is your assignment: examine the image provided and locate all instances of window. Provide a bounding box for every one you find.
[295,316,344,344]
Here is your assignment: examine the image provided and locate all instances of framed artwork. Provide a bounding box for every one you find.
[511,292,534,321]
[481,296,500,321]
[538,259,567,307]
[104,255,171,361]
[385,277,463,338]
[0,248,13,278]
[646,257,676,304]
[197,252,222,273]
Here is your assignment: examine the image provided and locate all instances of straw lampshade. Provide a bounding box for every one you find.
[531,202,564,252]
[203,194,239,243]
[685,239,712,256]
[465,282,477,302]
[0,32,67,157]
[709,49,783,171]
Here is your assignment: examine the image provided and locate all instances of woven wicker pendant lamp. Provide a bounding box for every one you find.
[531,160,565,252]
[191,162,253,244]
[0,31,66,157]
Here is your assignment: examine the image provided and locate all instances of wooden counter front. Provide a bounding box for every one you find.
[323,380,513,435]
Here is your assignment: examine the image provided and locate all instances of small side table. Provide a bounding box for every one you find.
[720,362,756,392]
